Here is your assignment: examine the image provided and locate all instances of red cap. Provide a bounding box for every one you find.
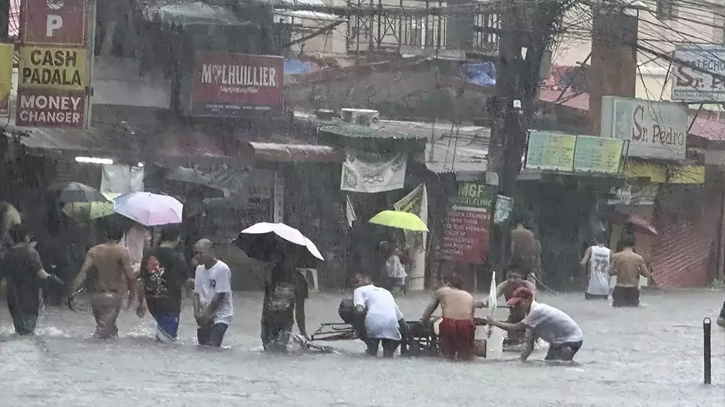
[507,287,534,305]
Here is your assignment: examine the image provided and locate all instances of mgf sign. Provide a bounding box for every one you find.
[185,52,284,117]
[600,96,687,161]
[672,44,725,103]
[16,0,91,128]
[21,0,88,46]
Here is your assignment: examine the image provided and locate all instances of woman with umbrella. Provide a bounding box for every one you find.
[261,251,310,352]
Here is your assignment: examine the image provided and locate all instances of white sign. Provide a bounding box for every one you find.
[601,96,687,160]
[341,151,407,193]
[672,44,725,103]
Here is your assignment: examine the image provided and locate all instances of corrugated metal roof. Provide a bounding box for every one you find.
[319,121,430,140]
[249,141,344,162]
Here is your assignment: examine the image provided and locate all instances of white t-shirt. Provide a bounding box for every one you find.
[194,260,234,325]
[587,245,612,296]
[385,255,407,279]
[353,284,403,341]
[523,302,583,345]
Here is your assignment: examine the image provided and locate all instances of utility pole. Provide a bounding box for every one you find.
[0,0,9,42]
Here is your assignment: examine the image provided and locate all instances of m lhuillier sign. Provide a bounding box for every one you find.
[16,0,91,128]
[187,52,284,117]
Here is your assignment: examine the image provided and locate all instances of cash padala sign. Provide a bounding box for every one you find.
[600,96,687,160]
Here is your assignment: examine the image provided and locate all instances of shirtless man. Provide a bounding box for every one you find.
[420,272,476,360]
[510,222,538,280]
[610,234,650,307]
[476,267,536,344]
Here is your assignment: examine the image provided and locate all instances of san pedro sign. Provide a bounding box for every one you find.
[600,96,687,160]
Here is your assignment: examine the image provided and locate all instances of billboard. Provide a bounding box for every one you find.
[441,183,495,264]
[187,52,284,117]
[672,44,725,103]
[0,44,12,116]
[21,0,88,46]
[600,96,687,160]
[16,0,90,129]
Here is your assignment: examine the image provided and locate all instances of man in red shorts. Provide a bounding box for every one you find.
[420,273,476,361]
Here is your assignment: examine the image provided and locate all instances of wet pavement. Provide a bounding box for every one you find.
[1,289,723,407]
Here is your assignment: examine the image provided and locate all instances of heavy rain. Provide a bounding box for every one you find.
[0,0,724,406]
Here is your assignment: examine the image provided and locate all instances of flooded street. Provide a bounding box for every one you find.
[1,290,723,407]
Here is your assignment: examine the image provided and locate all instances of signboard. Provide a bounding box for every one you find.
[16,0,91,129]
[525,131,576,171]
[601,96,687,160]
[672,44,725,103]
[21,0,88,46]
[0,44,11,116]
[441,183,495,264]
[341,151,407,193]
[18,47,87,90]
[573,135,624,174]
[187,52,284,117]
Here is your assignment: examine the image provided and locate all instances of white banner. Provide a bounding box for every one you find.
[101,164,144,194]
[672,44,725,103]
[340,151,407,193]
[600,96,687,160]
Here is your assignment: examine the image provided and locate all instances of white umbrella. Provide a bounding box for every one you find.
[236,222,324,261]
[113,192,184,226]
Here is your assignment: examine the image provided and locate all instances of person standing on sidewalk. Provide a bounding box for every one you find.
[70,224,135,339]
[192,239,233,347]
[580,239,612,300]
[136,226,191,343]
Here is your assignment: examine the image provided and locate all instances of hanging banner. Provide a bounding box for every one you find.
[341,151,407,193]
[0,44,11,116]
[442,182,495,264]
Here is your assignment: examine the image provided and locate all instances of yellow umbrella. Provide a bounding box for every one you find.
[62,192,120,221]
[369,210,428,232]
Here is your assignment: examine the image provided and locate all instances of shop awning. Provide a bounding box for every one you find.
[247,142,344,163]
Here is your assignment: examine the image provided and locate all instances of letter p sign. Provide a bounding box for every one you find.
[46,15,63,37]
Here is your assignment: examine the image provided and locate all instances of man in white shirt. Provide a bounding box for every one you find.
[193,239,233,347]
[580,239,613,300]
[487,287,583,362]
[353,274,405,357]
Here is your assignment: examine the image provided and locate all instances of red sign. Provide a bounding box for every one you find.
[188,52,284,117]
[21,0,88,46]
[442,210,491,264]
[15,87,86,127]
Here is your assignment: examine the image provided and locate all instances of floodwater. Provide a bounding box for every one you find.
[1,290,723,407]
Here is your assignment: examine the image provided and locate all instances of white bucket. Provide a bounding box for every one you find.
[485,327,505,360]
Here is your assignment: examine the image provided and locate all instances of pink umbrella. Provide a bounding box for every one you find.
[113,192,183,226]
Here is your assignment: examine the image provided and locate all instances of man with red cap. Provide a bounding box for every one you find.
[487,287,583,362]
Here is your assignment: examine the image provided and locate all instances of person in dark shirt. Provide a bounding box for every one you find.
[0,224,53,335]
[261,253,309,352]
[136,226,191,343]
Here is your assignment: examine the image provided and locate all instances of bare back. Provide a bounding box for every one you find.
[87,243,134,292]
[437,286,475,320]
[612,249,649,287]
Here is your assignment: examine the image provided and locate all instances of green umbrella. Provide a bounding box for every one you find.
[369,210,428,232]
[61,192,120,221]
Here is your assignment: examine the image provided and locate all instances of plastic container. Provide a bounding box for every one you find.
[486,327,505,359]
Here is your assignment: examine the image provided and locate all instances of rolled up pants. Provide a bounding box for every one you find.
[91,292,123,339]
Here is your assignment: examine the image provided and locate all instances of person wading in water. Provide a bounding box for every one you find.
[610,234,650,307]
[476,267,536,345]
[70,224,135,339]
[580,239,613,300]
[0,224,57,335]
[261,253,309,352]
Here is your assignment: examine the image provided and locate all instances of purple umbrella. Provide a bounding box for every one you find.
[113,192,183,226]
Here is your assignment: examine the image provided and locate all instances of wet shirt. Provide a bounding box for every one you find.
[78,243,135,293]
[194,260,233,325]
[612,249,649,287]
[353,284,403,340]
[141,247,190,314]
[523,302,583,345]
[0,244,44,308]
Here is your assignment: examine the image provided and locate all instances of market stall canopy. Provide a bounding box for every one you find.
[369,210,428,232]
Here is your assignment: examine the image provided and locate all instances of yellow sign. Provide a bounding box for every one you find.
[0,44,11,115]
[574,135,624,174]
[624,160,704,184]
[525,131,576,171]
[18,46,87,91]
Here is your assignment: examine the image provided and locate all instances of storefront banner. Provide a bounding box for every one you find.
[15,87,86,127]
[187,52,284,117]
[573,135,624,174]
[0,44,11,116]
[525,131,576,171]
[672,44,725,103]
[601,96,687,160]
[494,195,513,225]
[624,160,705,184]
[442,182,495,264]
[21,0,88,46]
[341,151,407,193]
[18,46,88,90]
[608,184,659,206]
